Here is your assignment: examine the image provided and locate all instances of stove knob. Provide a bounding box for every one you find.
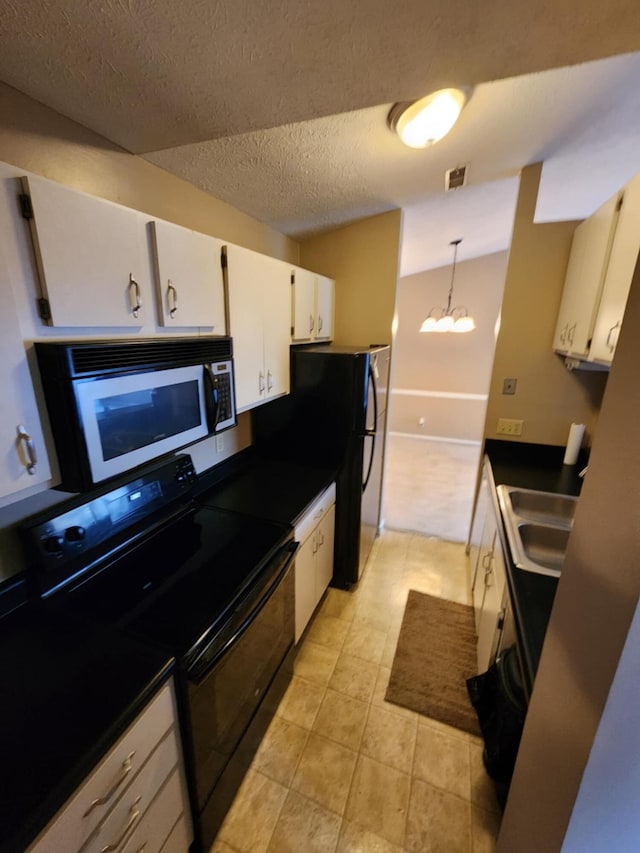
[65,525,86,542]
[44,535,65,553]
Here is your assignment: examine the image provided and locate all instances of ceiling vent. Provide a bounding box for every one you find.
[445,164,468,191]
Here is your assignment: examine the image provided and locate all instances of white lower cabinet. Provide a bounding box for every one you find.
[294,484,336,643]
[27,679,192,853]
[470,461,509,673]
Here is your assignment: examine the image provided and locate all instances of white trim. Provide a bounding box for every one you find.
[389,430,482,446]
[392,388,488,401]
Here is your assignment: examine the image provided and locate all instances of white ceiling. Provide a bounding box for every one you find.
[2,0,640,275]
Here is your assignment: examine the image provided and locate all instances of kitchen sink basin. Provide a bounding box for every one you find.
[517,523,571,574]
[496,485,578,577]
[503,487,578,527]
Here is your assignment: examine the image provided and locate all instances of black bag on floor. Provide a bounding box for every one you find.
[466,645,526,809]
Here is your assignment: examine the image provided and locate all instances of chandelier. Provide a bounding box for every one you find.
[419,239,475,333]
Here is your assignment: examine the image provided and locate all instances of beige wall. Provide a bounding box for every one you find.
[392,251,508,439]
[0,83,298,261]
[299,210,403,347]
[484,163,607,448]
[497,239,640,853]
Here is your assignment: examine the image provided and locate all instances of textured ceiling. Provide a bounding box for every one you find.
[1,0,640,274]
[1,0,639,153]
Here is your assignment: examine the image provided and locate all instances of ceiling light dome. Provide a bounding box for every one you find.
[388,88,469,149]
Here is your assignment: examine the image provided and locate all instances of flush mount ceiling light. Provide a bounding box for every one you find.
[388,87,469,149]
[420,238,475,333]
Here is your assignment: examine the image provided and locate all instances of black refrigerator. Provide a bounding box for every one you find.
[253,344,390,588]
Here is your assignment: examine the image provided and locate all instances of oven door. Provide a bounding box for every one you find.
[75,365,210,484]
[186,540,296,842]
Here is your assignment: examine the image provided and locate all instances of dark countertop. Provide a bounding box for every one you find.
[483,440,586,697]
[0,589,174,853]
[0,449,335,853]
[196,449,336,527]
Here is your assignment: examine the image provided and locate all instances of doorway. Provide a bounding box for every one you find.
[383,250,509,542]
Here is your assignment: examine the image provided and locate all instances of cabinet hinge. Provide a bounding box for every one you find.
[291,326,294,336]
[290,273,295,285]
[220,246,227,269]
[37,297,51,322]
[19,193,33,219]
[616,195,624,212]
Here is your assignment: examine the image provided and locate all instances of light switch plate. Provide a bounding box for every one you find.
[502,378,517,395]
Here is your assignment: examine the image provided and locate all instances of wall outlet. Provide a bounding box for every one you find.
[216,434,224,453]
[497,418,524,436]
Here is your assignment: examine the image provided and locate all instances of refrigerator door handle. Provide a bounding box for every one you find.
[362,431,376,493]
[366,361,379,432]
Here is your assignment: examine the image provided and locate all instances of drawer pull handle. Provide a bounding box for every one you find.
[100,797,141,852]
[83,752,135,817]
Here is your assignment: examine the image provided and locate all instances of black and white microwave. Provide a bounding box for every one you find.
[35,336,236,493]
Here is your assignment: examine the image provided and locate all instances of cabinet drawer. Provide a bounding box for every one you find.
[83,730,179,853]
[28,682,175,853]
[120,769,189,853]
[158,814,191,853]
[295,483,336,544]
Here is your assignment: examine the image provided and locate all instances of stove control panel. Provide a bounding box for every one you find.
[22,454,198,596]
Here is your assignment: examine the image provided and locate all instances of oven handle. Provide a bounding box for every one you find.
[188,539,298,683]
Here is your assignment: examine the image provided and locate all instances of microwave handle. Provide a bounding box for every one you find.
[203,364,221,432]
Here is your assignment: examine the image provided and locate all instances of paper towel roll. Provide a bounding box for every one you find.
[563,423,585,465]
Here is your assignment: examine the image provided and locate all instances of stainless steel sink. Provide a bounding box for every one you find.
[496,485,578,577]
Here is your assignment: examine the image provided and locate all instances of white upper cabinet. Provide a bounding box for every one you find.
[0,245,51,503]
[291,267,334,343]
[225,243,291,412]
[291,267,316,341]
[315,274,335,340]
[553,194,620,357]
[149,219,226,329]
[588,173,640,364]
[22,175,146,327]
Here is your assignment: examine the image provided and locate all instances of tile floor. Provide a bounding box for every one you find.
[212,530,502,853]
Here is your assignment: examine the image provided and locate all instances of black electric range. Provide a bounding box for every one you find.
[21,454,297,852]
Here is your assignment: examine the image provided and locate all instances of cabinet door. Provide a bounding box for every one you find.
[473,517,496,632]
[315,504,336,601]
[468,465,490,598]
[476,536,507,673]
[315,274,334,340]
[225,244,266,412]
[589,175,640,363]
[150,219,226,329]
[23,175,145,327]
[0,246,52,502]
[553,195,619,357]
[291,267,316,341]
[262,256,291,401]
[294,533,317,643]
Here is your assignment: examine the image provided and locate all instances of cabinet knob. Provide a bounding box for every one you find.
[309,314,314,334]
